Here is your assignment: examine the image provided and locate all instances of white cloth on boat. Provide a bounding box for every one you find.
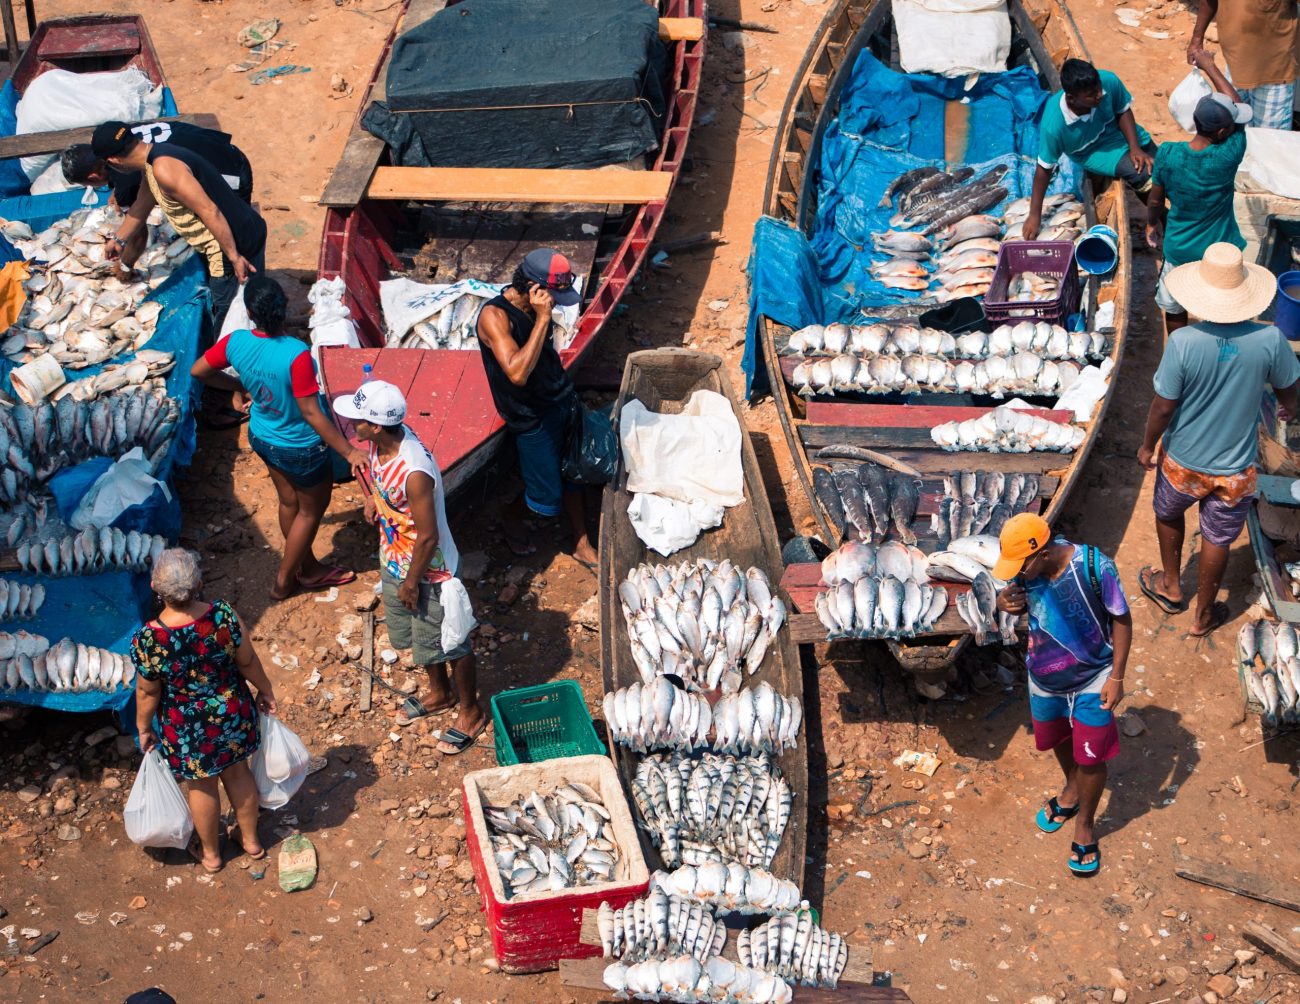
[1054,357,1113,422]
[626,493,726,557]
[378,276,582,351]
[1237,127,1300,201]
[892,0,1011,78]
[307,276,361,368]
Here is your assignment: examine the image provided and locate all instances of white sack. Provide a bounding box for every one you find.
[1238,127,1300,201]
[619,389,744,508]
[124,749,194,849]
[893,0,1011,77]
[1054,357,1113,422]
[307,276,361,368]
[439,577,477,652]
[627,492,725,557]
[250,715,311,810]
[28,158,77,195]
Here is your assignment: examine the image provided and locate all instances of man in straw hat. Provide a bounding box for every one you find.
[994,513,1133,877]
[1138,243,1300,637]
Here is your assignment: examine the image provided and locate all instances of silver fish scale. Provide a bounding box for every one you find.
[1240,617,1300,726]
[816,542,947,640]
[736,912,846,988]
[484,785,620,898]
[597,891,725,964]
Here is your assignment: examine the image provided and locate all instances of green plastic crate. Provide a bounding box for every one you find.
[490,681,607,766]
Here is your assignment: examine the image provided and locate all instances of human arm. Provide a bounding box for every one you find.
[135,673,163,753]
[1278,380,1300,423]
[151,156,256,281]
[231,610,277,713]
[398,470,440,611]
[1145,182,1166,253]
[1021,163,1053,241]
[1116,108,1152,175]
[1188,0,1218,63]
[1100,611,1132,710]
[296,392,368,473]
[1138,394,1179,469]
[1191,47,1241,103]
[109,184,155,270]
[476,286,555,386]
[190,339,246,394]
[995,580,1027,615]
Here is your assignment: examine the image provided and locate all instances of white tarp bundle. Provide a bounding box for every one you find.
[1238,127,1300,201]
[893,0,1011,78]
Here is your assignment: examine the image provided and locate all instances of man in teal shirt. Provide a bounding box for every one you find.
[1023,59,1156,241]
[1147,49,1251,336]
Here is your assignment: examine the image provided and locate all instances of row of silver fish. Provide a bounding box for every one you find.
[597,889,726,964]
[711,685,802,757]
[619,559,786,695]
[791,349,1086,399]
[603,956,792,1004]
[811,463,919,545]
[820,539,927,586]
[952,571,1012,646]
[605,678,713,754]
[933,480,1034,546]
[484,782,620,898]
[932,406,1085,453]
[399,293,486,351]
[1237,619,1300,726]
[651,864,803,916]
[736,911,848,989]
[0,578,44,620]
[815,542,947,640]
[886,164,1010,233]
[47,349,176,404]
[0,633,135,692]
[630,752,792,870]
[786,320,1104,365]
[16,526,166,577]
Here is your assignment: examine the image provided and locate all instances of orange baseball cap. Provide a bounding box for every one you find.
[992,512,1052,580]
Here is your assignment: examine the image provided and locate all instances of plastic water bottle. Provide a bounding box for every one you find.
[362,363,372,383]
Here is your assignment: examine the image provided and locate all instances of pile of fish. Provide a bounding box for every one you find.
[933,471,1039,547]
[0,632,135,693]
[1003,193,1085,243]
[651,864,803,916]
[1237,619,1300,726]
[397,292,487,351]
[879,164,1009,235]
[1005,270,1061,303]
[2,204,188,369]
[603,956,792,1004]
[931,405,1085,453]
[630,752,793,870]
[736,911,849,989]
[0,578,44,620]
[618,560,787,694]
[16,526,166,577]
[597,889,727,963]
[871,219,1002,300]
[483,783,621,898]
[711,685,802,756]
[1,381,182,497]
[49,349,176,403]
[811,462,918,544]
[951,571,1014,646]
[605,678,714,753]
[815,541,948,640]
[786,320,1105,363]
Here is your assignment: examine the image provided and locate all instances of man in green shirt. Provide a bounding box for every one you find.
[1023,59,1156,241]
[1146,49,1251,336]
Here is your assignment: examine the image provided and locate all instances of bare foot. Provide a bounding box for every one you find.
[573,537,597,569]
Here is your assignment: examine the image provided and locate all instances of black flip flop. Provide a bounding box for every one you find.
[434,721,488,756]
[1188,600,1230,639]
[395,701,455,726]
[1138,566,1186,615]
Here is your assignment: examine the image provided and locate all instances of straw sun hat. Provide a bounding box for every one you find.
[1164,242,1276,324]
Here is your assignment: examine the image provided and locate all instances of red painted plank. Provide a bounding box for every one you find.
[404,352,471,466]
[433,361,504,471]
[42,23,141,60]
[807,401,1073,427]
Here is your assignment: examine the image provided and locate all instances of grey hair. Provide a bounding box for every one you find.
[151,548,203,606]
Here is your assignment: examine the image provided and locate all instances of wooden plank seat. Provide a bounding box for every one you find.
[365,166,672,204]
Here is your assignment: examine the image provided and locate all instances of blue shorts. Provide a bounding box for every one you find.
[515,405,578,518]
[1028,667,1119,766]
[250,432,332,490]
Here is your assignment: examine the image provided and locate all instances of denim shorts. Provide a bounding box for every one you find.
[515,404,579,518]
[249,432,332,490]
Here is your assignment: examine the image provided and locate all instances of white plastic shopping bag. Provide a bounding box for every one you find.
[123,749,194,849]
[439,577,477,652]
[1168,66,1233,133]
[251,715,311,810]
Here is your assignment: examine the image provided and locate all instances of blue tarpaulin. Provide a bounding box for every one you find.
[743,51,1082,396]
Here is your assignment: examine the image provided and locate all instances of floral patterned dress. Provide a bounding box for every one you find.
[130,600,260,780]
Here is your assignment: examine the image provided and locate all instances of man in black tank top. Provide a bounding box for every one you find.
[476,249,596,567]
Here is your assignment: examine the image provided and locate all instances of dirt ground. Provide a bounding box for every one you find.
[2,1,1299,1002]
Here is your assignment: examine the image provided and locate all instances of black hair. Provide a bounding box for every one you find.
[509,264,533,294]
[243,275,287,336]
[61,144,104,187]
[1060,59,1101,96]
[379,422,405,433]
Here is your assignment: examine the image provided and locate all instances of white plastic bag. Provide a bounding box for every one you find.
[627,493,725,556]
[251,715,311,810]
[71,447,171,527]
[893,0,1010,77]
[124,749,194,849]
[218,284,252,342]
[307,277,361,367]
[1168,69,1214,133]
[439,577,477,652]
[1238,127,1300,200]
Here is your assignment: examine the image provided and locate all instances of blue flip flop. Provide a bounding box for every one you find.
[1035,796,1080,834]
[1068,841,1101,876]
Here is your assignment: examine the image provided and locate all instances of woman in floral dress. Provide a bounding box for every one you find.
[132,549,279,872]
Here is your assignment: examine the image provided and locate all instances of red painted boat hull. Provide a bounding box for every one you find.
[14,14,167,94]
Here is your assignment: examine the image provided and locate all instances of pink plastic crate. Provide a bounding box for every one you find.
[983,240,1081,326]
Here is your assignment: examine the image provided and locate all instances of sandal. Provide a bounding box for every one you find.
[226,825,267,861]
[187,836,224,873]
[297,566,356,591]
[394,701,456,727]
[1035,796,1080,834]
[433,721,489,756]
[1138,566,1186,615]
[1068,841,1101,876]
[1188,601,1230,639]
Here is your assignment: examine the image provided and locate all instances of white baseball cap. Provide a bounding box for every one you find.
[333,380,408,424]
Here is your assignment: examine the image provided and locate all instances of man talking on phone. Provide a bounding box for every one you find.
[476,248,597,569]
[993,513,1132,878]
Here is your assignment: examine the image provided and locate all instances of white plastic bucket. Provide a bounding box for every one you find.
[11,354,66,404]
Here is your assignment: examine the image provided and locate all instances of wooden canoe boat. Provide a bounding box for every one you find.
[13,13,165,90]
[755,0,1132,670]
[316,0,705,498]
[599,349,808,892]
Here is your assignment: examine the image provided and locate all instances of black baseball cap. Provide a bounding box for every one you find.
[520,247,581,307]
[1193,93,1252,134]
[92,121,136,158]
[125,990,178,1004]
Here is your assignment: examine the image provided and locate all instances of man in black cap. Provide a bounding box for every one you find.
[91,120,266,330]
[475,248,597,568]
[62,120,253,271]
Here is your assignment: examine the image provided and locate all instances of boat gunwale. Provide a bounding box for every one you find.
[12,13,168,95]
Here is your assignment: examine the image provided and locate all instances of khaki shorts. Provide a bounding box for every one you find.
[381,569,472,666]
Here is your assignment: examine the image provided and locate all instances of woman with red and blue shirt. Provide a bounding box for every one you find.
[191,276,367,601]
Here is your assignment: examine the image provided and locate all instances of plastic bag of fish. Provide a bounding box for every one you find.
[1238,619,1300,727]
[932,471,1039,548]
[0,578,44,620]
[0,632,135,693]
[932,405,1085,453]
[816,540,946,640]
[619,559,786,694]
[651,862,802,916]
[737,910,848,989]
[604,955,792,1004]
[630,752,792,870]
[17,526,166,577]
[484,782,621,898]
[598,888,726,964]
[811,462,919,545]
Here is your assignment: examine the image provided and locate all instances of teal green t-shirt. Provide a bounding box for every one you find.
[1150,129,1247,268]
[1036,70,1153,176]
[1153,322,1300,475]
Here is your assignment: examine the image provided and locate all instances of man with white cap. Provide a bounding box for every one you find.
[1137,244,1300,638]
[1147,50,1253,337]
[333,380,487,753]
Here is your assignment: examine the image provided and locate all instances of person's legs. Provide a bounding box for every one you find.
[1151,462,1198,607]
[511,419,565,554]
[1066,676,1120,870]
[263,458,299,542]
[1051,739,1079,809]
[218,760,263,857]
[183,776,224,871]
[1029,684,1078,816]
[1114,142,1158,196]
[1071,763,1107,866]
[207,266,239,336]
[1189,491,1253,635]
[563,487,597,566]
[282,477,333,589]
[1153,261,1189,339]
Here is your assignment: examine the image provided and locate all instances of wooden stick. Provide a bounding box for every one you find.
[658,17,705,42]
[0,113,223,160]
[708,15,778,33]
[1244,920,1300,972]
[1173,852,1300,913]
[359,610,374,713]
